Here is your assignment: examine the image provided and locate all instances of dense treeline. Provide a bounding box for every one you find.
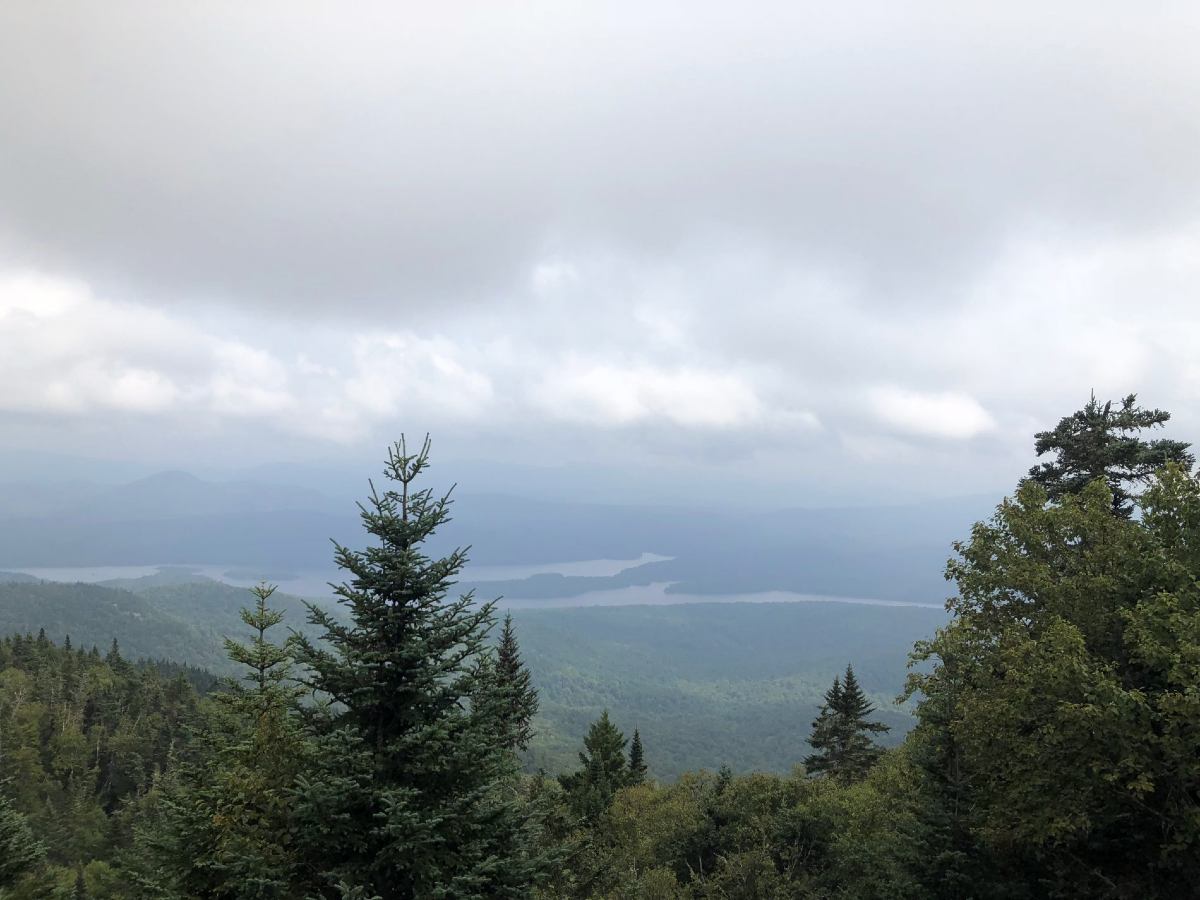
[0,633,201,895]
[0,577,933,778]
[3,396,1200,898]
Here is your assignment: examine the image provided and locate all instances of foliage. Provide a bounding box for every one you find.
[518,602,935,777]
[496,613,539,753]
[2,579,937,778]
[542,755,923,899]
[1025,391,1193,516]
[131,583,316,898]
[0,632,200,897]
[0,791,42,887]
[908,468,1200,897]
[0,580,230,672]
[291,437,554,897]
[627,729,647,786]
[804,665,889,784]
[560,711,636,822]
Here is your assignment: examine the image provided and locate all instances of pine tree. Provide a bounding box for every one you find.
[627,728,647,785]
[495,613,539,753]
[560,710,630,820]
[1026,392,1193,516]
[804,665,889,783]
[804,675,844,779]
[291,437,552,898]
[134,583,313,898]
[104,638,131,676]
[0,790,43,887]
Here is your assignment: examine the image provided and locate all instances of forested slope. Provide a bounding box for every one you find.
[0,582,227,672]
[0,577,942,776]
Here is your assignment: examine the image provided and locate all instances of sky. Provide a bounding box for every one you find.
[1,2,1199,505]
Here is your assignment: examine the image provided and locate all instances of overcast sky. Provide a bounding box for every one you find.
[1,2,1198,503]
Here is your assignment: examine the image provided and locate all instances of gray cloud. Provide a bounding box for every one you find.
[1,2,1199,501]
[3,3,1198,314]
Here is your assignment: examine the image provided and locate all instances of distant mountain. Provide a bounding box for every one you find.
[0,581,228,670]
[452,493,993,603]
[0,570,39,583]
[0,471,359,568]
[0,470,996,602]
[1,470,344,521]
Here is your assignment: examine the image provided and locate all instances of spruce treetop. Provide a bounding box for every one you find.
[1025,392,1193,516]
[495,612,539,753]
[805,665,889,784]
[289,436,553,895]
[628,728,648,785]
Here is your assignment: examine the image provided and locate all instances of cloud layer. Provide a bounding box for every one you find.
[1,3,1199,498]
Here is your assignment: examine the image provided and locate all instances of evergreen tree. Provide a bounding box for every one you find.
[804,665,889,783]
[0,790,43,887]
[134,583,313,898]
[291,437,551,898]
[560,711,630,821]
[1026,392,1193,516]
[495,613,538,753]
[627,728,647,785]
[804,675,843,779]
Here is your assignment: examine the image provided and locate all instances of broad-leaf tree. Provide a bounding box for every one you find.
[909,468,1200,897]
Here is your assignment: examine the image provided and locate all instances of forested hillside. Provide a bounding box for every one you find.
[515,602,941,775]
[0,582,228,672]
[3,396,1200,898]
[0,576,943,777]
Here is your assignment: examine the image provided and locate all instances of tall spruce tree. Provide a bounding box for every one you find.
[560,711,630,821]
[291,437,551,898]
[804,675,843,779]
[495,613,538,753]
[627,728,647,786]
[804,664,889,783]
[1026,392,1193,516]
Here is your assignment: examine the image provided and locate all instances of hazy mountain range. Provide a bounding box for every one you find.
[0,470,995,604]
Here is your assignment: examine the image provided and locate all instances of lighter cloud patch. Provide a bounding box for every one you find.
[208,343,295,417]
[0,270,299,422]
[342,333,494,423]
[0,272,85,318]
[538,362,762,429]
[870,386,996,440]
[531,260,580,296]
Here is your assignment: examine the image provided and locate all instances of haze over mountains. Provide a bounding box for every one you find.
[0,468,992,604]
[0,462,974,776]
